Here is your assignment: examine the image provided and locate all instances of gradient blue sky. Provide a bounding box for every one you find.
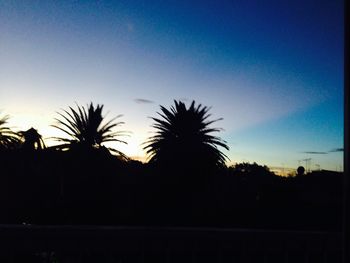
[0,0,344,171]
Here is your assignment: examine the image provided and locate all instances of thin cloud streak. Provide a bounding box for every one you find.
[301,147,344,154]
[302,151,328,155]
[134,98,155,104]
[329,148,344,152]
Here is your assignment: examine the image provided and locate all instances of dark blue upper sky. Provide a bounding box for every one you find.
[0,0,344,171]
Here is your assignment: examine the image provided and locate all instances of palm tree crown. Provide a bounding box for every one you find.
[144,100,229,169]
[52,103,127,156]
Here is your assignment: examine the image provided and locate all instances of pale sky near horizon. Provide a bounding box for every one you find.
[0,0,344,171]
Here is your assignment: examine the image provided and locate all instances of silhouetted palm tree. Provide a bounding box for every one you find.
[144,100,229,170]
[51,103,128,157]
[19,127,46,150]
[0,114,20,150]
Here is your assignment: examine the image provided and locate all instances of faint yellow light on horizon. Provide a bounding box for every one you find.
[105,134,149,162]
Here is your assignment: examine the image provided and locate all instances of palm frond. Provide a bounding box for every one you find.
[0,114,20,150]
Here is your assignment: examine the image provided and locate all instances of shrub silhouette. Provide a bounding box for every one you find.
[19,127,46,150]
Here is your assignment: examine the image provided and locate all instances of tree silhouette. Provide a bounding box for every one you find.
[51,103,128,157]
[144,100,229,172]
[297,166,305,176]
[231,162,273,175]
[19,127,46,150]
[0,114,20,150]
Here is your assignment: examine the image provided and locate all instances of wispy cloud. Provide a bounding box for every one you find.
[134,98,154,104]
[302,151,328,154]
[301,147,344,155]
[329,148,344,152]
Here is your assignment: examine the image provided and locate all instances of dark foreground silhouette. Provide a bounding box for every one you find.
[0,147,342,231]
